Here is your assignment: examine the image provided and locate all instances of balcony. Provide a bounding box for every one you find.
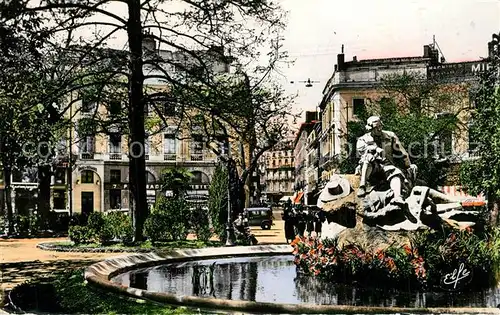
[109,153,122,160]
[145,154,149,160]
[164,154,177,161]
[190,154,204,161]
[80,153,94,160]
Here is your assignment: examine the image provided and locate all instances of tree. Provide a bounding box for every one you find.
[460,55,500,225]
[159,168,193,198]
[340,72,470,189]
[5,0,288,241]
[160,68,295,213]
[208,163,229,241]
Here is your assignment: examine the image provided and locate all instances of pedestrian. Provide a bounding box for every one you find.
[314,208,325,238]
[306,208,314,237]
[296,205,306,237]
[282,208,296,243]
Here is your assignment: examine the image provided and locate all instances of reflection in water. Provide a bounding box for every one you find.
[111,255,500,307]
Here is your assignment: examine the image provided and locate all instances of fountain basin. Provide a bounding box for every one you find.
[84,245,500,314]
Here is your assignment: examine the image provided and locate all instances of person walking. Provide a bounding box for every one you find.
[314,208,325,238]
[306,208,314,237]
[295,205,306,237]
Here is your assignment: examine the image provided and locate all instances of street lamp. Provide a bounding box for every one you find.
[223,140,235,246]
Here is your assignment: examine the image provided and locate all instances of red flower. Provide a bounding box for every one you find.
[403,244,412,255]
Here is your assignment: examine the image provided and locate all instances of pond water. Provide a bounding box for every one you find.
[111,255,500,308]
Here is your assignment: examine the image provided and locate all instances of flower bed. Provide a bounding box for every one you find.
[292,226,500,291]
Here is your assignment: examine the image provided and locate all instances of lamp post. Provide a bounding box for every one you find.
[224,140,235,246]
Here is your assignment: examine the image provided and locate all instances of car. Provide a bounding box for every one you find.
[244,207,273,230]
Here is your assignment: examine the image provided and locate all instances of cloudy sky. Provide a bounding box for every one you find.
[279,0,500,119]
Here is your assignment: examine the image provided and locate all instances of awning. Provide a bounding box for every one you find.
[293,191,304,204]
[438,185,486,207]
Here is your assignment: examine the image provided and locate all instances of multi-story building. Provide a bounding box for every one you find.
[0,35,232,216]
[315,33,499,197]
[261,138,295,205]
[305,121,321,206]
[293,112,319,205]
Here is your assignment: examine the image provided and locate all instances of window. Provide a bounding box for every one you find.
[110,189,121,209]
[81,95,97,113]
[54,168,66,185]
[109,101,121,116]
[191,135,203,154]
[352,98,365,117]
[109,133,122,153]
[53,190,66,209]
[110,170,121,183]
[164,134,177,154]
[80,136,95,153]
[81,170,94,184]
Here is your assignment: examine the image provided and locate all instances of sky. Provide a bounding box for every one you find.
[278,0,500,120]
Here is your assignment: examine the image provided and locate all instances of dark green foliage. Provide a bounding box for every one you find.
[159,168,194,198]
[87,212,105,234]
[105,211,134,245]
[190,206,213,242]
[69,212,134,246]
[460,58,500,207]
[208,163,229,242]
[68,225,93,245]
[11,270,190,314]
[144,196,191,242]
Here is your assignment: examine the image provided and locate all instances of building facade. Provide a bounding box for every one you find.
[1,36,231,216]
[261,139,295,205]
[293,112,319,205]
[313,33,499,198]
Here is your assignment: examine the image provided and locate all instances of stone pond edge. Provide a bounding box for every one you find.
[83,245,500,314]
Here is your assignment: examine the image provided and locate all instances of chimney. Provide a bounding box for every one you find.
[337,53,345,71]
[305,111,318,123]
[423,45,430,58]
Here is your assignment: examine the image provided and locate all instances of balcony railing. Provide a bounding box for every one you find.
[80,153,94,160]
[190,154,204,161]
[109,153,122,160]
[164,153,177,161]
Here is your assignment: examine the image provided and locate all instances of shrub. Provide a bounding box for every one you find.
[190,206,212,242]
[68,225,94,245]
[87,212,105,233]
[145,196,191,242]
[292,226,500,291]
[104,211,134,245]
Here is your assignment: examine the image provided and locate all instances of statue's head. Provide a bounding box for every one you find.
[366,116,383,136]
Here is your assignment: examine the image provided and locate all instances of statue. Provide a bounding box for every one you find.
[316,116,485,235]
[355,116,419,223]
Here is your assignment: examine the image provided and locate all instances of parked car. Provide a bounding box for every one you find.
[244,207,273,230]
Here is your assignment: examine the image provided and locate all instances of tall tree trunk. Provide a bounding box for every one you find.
[4,166,14,234]
[37,165,51,229]
[488,191,499,226]
[127,0,147,242]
